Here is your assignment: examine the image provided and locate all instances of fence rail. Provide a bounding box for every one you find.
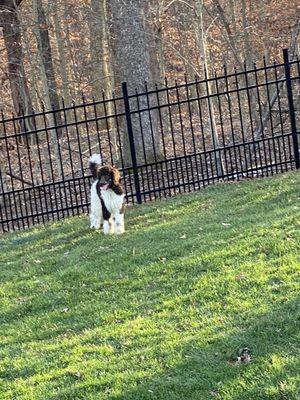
[0,48,299,233]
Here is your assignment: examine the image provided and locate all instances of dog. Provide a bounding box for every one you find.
[89,154,125,234]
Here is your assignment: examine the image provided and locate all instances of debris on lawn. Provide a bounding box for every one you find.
[66,370,82,379]
[235,274,246,281]
[236,347,252,364]
[227,347,252,366]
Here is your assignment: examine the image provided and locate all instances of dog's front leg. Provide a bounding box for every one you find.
[90,182,103,229]
[113,212,125,234]
[103,217,114,235]
[90,212,103,230]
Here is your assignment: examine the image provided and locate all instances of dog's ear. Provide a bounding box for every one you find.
[112,168,121,185]
[90,162,101,180]
[97,166,103,178]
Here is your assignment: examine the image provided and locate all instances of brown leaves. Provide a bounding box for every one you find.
[235,274,246,281]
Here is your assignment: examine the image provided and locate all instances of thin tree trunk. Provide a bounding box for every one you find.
[33,0,63,180]
[52,0,79,151]
[0,154,8,193]
[89,0,109,96]
[153,2,166,83]
[241,0,254,63]
[258,0,270,64]
[228,0,237,34]
[152,3,171,131]
[241,0,257,117]
[1,7,34,144]
[33,0,61,121]
[52,1,72,106]
[195,0,224,177]
[89,0,118,163]
[63,2,77,98]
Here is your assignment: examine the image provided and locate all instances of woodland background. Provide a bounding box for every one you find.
[0,0,299,115]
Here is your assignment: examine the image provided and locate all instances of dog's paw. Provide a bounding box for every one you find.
[115,227,125,234]
[90,224,100,230]
[103,229,114,235]
[103,221,114,235]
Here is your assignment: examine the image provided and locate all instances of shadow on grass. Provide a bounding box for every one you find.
[38,296,299,400]
[106,296,300,400]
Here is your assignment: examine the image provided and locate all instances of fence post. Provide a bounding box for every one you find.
[122,81,142,204]
[283,48,300,169]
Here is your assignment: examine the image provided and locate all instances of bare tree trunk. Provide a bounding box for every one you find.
[52,1,72,106]
[241,0,257,142]
[228,0,237,34]
[195,0,224,177]
[1,6,34,143]
[241,0,254,63]
[89,0,107,96]
[0,146,8,193]
[23,24,53,181]
[33,0,63,180]
[109,0,162,165]
[51,0,80,152]
[0,160,8,209]
[152,2,166,83]
[89,0,119,162]
[63,2,77,98]
[258,0,270,64]
[33,0,61,119]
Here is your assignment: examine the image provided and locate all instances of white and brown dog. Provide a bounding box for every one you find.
[89,154,125,234]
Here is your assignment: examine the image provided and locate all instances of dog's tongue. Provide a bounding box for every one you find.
[101,184,109,191]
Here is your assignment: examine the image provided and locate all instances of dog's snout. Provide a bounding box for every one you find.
[99,175,108,183]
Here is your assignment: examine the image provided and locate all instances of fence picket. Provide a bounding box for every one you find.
[283,49,300,169]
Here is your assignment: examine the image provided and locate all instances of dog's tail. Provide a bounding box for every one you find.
[89,153,102,179]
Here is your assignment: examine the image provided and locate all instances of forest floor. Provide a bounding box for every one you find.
[0,171,299,400]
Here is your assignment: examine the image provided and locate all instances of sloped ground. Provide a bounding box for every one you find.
[0,171,299,400]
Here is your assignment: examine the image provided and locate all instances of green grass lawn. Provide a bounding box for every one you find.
[0,172,299,400]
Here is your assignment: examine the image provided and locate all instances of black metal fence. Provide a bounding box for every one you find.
[0,49,299,233]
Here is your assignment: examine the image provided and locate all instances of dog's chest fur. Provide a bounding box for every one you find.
[100,188,124,214]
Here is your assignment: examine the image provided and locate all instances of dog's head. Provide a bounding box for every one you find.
[97,165,121,191]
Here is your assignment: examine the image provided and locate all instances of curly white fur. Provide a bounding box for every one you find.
[90,181,103,230]
[89,153,102,165]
